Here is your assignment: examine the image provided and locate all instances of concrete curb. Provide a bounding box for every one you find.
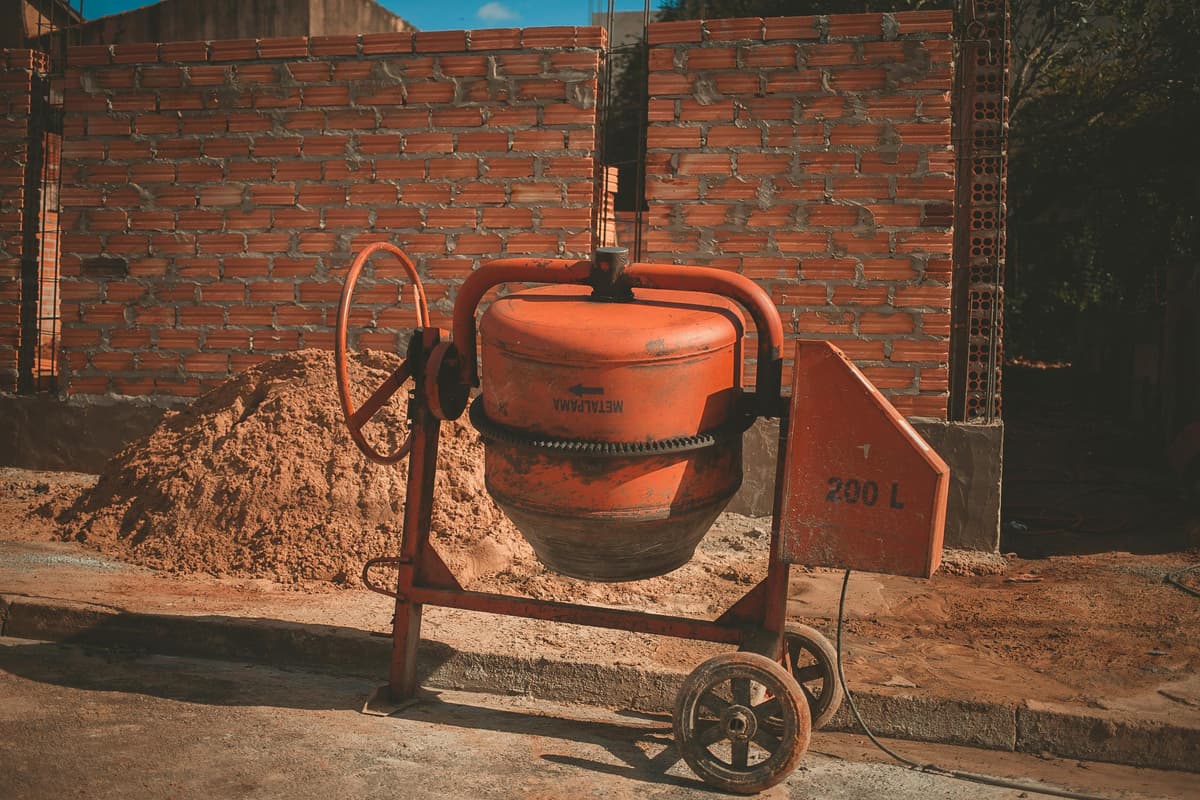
[2,594,1196,773]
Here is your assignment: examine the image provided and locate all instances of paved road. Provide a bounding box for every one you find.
[0,637,1191,799]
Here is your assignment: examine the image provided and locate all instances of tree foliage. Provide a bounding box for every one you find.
[1008,0,1200,357]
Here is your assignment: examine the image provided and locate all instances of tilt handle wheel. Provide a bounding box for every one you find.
[334,242,429,465]
[780,623,844,730]
[674,652,811,794]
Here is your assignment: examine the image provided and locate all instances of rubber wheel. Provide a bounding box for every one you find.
[674,652,811,794]
[780,623,844,730]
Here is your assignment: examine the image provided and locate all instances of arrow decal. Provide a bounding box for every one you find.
[568,383,604,397]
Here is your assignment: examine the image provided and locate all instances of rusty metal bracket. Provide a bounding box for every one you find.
[362,556,408,599]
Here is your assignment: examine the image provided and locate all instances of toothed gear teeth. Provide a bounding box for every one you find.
[468,397,753,458]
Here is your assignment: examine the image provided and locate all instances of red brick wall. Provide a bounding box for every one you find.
[0,49,39,392]
[642,11,955,417]
[58,28,602,397]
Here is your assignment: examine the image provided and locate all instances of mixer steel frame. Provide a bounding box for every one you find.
[358,301,796,701]
[340,248,916,793]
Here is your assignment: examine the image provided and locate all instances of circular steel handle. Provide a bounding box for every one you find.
[334,243,429,465]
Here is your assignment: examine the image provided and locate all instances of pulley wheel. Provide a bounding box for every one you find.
[674,652,810,794]
[779,623,844,731]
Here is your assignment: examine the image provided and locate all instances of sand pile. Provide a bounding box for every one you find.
[57,349,527,586]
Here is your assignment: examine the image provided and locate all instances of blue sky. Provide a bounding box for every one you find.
[80,1,663,31]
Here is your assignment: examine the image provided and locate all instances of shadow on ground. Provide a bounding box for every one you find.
[0,636,712,792]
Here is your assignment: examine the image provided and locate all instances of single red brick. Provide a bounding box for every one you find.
[828,123,884,146]
[890,393,949,419]
[416,30,468,53]
[686,46,738,70]
[648,20,703,46]
[430,107,483,128]
[895,176,954,201]
[134,113,179,135]
[542,104,595,126]
[678,153,731,175]
[893,10,954,35]
[798,257,856,280]
[66,376,111,395]
[706,17,763,42]
[128,211,175,231]
[890,339,949,362]
[258,37,309,60]
[704,176,761,201]
[742,43,797,68]
[210,39,260,62]
[362,31,414,56]
[509,183,561,203]
[69,45,112,66]
[541,156,592,177]
[737,153,790,174]
[140,66,183,87]
[309,35,360,56]
[644,176,699,201]
[806,206,861,227]
[894,285,950,308]
[203,138,252,157]
[439,54,488,77]
[271,208,320,229]
[521,26,576,49]
[859,311,915,334]
[833,286,889,306]
[550,51,598,72]
[861,206,919,227]
[173,210,222,231]
[303,85,351,106]
[196,233,245,254]
[245,232,291,252]
[826,13,884,39]
[860,365,915,390]
[428,158,479,179]
[830,68,888,91]
[643,127,698,149]
[197,185,244,207]
[347,184,397,204]
[468,28,521,50]
[920,94,952,120]
[298,185,346,206]
[861,41,909,63]
[794,311,853,335]
[831,175,892,201]
[764,16,820,41]
[456,131,509,152]
[894,122,951,146]
[161,41,209,63]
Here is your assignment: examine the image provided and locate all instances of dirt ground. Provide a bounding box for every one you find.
[2,359,1198,721]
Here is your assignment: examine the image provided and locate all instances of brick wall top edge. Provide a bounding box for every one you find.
[646,9,954,46]
[63,25,607,67]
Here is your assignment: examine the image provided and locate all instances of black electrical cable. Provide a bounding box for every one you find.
[1165,564,1200,598]
[835,569,1119,800]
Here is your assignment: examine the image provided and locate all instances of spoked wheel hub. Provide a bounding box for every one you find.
[674,652,811,794]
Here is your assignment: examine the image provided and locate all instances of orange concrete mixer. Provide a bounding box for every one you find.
[336,245,949,793]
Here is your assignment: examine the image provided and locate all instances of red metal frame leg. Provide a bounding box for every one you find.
[389,357,443,701]
[760,413,794,658]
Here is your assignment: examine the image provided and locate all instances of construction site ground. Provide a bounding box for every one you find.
[1,364,1197,779]
[4,638,1196,800]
